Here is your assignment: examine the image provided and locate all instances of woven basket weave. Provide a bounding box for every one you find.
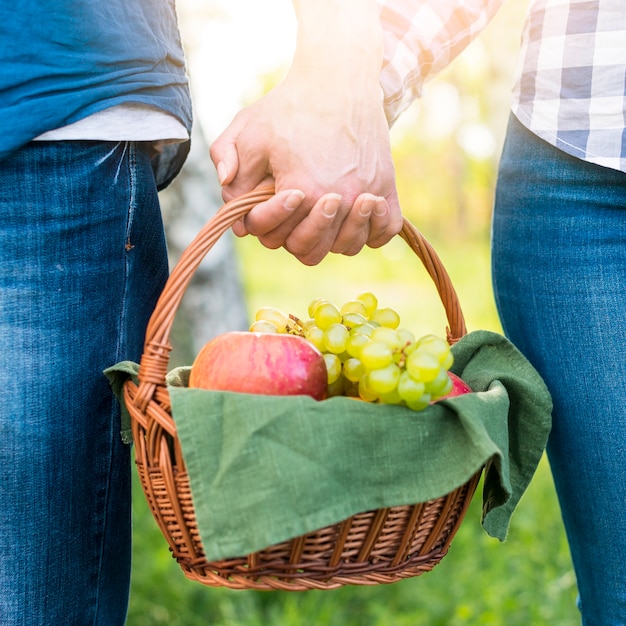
[124,187,481,591]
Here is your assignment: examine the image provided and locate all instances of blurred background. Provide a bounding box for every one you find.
[128,2,579,624]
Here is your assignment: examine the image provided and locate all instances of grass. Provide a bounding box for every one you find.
[126,230,579,625]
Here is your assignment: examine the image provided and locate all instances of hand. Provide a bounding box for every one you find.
[209,0,403,266]
[210,84,401,265]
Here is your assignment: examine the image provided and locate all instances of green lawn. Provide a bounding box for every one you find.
[127,231,579,625]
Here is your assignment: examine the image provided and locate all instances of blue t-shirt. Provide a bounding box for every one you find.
[0,0,192,188]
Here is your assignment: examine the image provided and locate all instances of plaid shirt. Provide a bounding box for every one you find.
[379,0,626,173]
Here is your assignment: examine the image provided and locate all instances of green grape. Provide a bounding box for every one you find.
[323,353,342,384]
[406,349,440,382]
[307,298,328,318]
[249,319,279,333]
[405,393,432,412]
[341,311,368,329]
[366,363,401,395]
[441,352,454,371]
[343,379,360,398]
[326,375,346,398]
[313,301,342,330]
[356,291,378,318]
[358,375,379,402]
[254,306,288,333]
[397,328,416,346]
[350,322,377,337]
[359,341,393,371]
[323,323,349,354]
[305,325,325,351]
[272,292,461,412]
[426,369,453,399]
[417,334,454,369]
[300,318,317,332]
[336,350,351,363]
[346,332,370,358]
[370,326,403,350]
[397,370,426,403]
[378,388,404,405]
[370,307,401,329]
[290,292,453,411]
[340,299,368,317]
[416,333,447,351]
[343,357,365,383]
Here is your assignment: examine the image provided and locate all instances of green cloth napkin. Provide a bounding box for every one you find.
[105,330,552,561]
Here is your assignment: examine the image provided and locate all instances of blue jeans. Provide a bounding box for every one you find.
[0,141,168,625]
[492,115,626,625]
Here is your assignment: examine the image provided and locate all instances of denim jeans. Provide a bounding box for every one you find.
[493,115,626,625]
[0,141,168,624]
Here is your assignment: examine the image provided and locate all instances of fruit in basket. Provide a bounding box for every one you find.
[188,331,328,400]
[251,292,466,412]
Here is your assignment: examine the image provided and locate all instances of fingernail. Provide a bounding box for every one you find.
[322,193,342,217]
[216,161,228,185]
[374,197,387,216]
[359,196,375,217]
[284,190,305,211]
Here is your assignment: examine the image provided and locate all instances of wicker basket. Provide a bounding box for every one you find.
[124,187,481,591]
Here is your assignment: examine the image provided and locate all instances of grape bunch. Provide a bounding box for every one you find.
[250,292,454,412]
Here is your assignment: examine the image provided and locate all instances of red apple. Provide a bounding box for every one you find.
[438,371,473,399]
[188,331,328,400]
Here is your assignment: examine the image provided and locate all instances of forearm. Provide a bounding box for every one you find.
[290,0,383,91]
[378,0,506,125]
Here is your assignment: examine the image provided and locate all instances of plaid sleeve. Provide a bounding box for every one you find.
[378,0,505,125]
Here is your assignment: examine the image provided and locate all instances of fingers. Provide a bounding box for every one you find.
[233,190,404,266]
[209,108,271,202]
[233,188,306,241]
[209,121,241,188]
[327,192,403,257]
[232,192,349,265]
[280,193,347,265]
[366,190,404,248]
[272,192,399,266]
[329,194,381,256]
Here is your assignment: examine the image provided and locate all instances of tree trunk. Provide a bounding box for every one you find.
[159,122,249,367]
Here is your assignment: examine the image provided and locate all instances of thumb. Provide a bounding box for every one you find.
[209,125,242,187]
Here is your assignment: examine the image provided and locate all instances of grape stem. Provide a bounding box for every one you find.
[287,314,306,336]
[395,342,412,368]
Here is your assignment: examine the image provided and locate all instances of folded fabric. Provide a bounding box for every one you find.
[105,330,552,561]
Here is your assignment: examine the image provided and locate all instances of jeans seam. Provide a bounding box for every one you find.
[93,141,134,626]
[120,141,136,362]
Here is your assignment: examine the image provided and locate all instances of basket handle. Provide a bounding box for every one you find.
[134,186,466,408]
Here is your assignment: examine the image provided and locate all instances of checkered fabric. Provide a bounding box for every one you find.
[379,0,626,173]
